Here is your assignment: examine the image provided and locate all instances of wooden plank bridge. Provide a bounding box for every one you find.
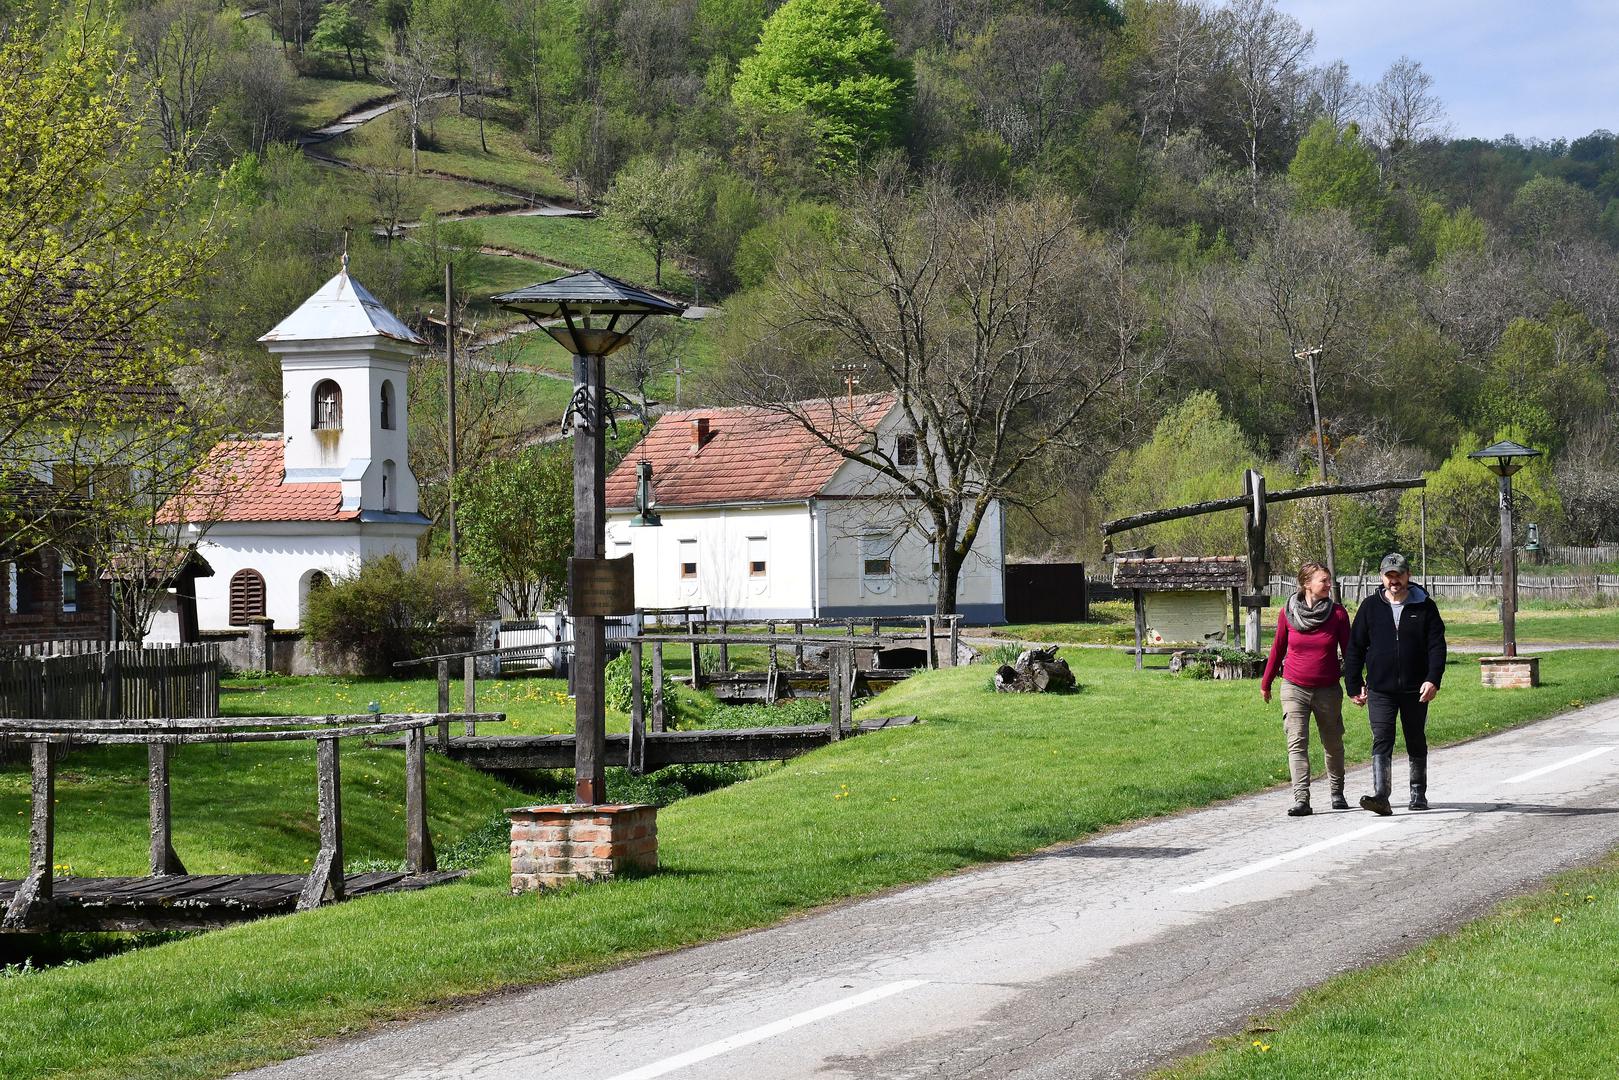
[0,710,504,934]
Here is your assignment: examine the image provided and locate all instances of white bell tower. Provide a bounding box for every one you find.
[259,262,426,515]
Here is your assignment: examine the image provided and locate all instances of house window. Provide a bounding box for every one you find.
[382,459,397,511]
[380,380,395,430]
[896,434,918,467]
[313,380,343,430]
[230,569,267,624]
[747,536,767,577]
[678,539,698,579]
[303,571,330,616]
[5,562,16,615]
[60,559,78,613]
[861,534,894,578]
[9,558,42,615]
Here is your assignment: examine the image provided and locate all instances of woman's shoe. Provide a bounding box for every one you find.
[1287,801,1313,817]
[1331,793,1350,810]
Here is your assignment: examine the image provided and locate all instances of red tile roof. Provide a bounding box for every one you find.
[160,438,358,524]
[606,395,897,509]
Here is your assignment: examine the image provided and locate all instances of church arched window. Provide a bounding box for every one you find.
[380,380,395,430]
[313,380,343,430]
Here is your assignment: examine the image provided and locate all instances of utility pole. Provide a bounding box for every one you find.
[445,264,459,568]
[834,363,863,407]
[1294,346,1336,597]
[670,362,688,408]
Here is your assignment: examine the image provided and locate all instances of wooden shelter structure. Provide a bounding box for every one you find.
[1113,557,1248,669]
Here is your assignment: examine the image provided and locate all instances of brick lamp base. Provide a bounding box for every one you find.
[1479,656,1540,689]
[507,804,658,893]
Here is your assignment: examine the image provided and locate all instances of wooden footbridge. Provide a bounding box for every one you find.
[395,624,958,775]
[0,710,502,933]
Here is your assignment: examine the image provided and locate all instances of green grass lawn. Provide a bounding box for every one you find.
[330,107,572,200]
[1159,851,1619,1079]
[2,649,1616,1078]
[991,598,1619,649]
[289,76,392,130]
[476,214,696,296]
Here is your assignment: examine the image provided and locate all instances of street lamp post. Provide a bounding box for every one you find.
[1468,439,1542,659]
[494,272,683,804]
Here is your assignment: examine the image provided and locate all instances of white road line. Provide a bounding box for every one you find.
[1504,745,1615,785]
[601,980,928,1080]
[1175,822,1396,895]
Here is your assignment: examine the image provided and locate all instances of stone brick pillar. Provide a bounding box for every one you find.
[507,804,658,893]
[1480,655,1541,688]
[246,617,274,674]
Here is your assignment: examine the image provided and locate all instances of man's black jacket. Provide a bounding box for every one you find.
[1344,585,1447,697]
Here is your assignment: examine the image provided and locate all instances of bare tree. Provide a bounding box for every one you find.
[383,28,445,173]
[611,318,694,425]
[1219,0,1315,200]
[717,162,1156,615]
[1133,0,1219,148]
[230,45,299,156]
[967,15,1100,162]
[1305,59,1363,130]
[129,0,235,167]
[1368,55,1447,176]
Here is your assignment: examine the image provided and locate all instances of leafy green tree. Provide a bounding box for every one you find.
[1,16,220,554]
[1098,392,1257,556]
[1289,118,1385,227]
[603,152,710,287]
[731,0,912,167]
[456,446,572,617]
[1470,313,1607,453]
[312,2,379,77]
[1397,431,1563,575]
[1509,174,1599,246]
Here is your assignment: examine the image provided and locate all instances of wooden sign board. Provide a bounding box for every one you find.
[570,555,635,615]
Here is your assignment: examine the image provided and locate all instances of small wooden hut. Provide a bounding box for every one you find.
[1112,557,1247,670]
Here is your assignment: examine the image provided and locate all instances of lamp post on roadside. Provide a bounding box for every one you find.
[494,271,683,804]
[1468,439,1542,660]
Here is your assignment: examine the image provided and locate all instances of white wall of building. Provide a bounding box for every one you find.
[190,522,422,630]
[605,503,817,618]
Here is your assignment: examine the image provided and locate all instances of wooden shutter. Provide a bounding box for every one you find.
[230,569,266,624]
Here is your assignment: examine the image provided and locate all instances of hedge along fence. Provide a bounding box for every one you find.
[0,643,220,722]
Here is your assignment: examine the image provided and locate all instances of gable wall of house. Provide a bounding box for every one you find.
[605,504,816,619]
[817,498,1005,622]
[0,548,109,647]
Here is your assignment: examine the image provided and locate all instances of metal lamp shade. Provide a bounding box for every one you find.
[1468,439,1542,477]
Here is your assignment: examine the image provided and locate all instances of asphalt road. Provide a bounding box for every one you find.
[240,696,1619,1080]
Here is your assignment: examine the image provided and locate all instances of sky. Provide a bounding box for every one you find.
[1273,0,1619,143]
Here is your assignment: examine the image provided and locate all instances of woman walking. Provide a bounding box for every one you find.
[1260,562,1351,817]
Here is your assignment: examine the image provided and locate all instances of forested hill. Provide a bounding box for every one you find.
[7,0,1618,570]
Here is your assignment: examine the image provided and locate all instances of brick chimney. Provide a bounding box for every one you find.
[689,417,710,453]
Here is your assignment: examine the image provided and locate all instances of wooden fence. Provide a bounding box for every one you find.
[0,644,220,721]
[1272,574,1619,602]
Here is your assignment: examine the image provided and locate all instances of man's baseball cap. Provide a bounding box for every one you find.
[1379,552,1410,574]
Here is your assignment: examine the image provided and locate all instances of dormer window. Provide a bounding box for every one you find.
[380,380,395,430]
[313,380,342,430]
[896,434,919,467]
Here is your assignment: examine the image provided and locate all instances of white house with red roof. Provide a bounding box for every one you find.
[603,395,1005,622]
[160,265,431,634]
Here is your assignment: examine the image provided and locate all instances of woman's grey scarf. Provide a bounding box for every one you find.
[1286,592,1333,633]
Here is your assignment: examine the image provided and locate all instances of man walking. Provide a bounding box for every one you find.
[1344,553,1448,815]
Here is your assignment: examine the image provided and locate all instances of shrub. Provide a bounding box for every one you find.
[302,555,493,674]
[605,648,679,723]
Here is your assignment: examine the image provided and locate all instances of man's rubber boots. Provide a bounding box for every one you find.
[1409,759,1429,811]
[1360,753,1394,816]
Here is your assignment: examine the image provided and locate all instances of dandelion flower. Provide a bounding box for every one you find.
[1554,916,1563,924]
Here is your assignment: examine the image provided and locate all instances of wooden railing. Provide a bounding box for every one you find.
[0,711,504,930]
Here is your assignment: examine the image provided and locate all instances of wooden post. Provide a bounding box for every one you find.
[1133,590,1146,671]
[794,621,805,669]
[690,634,703,691]
[436,659,450,749]
[1243,469,1269,654]
[827,650,843,741]
[767,620,778,670]
[1231,588,1240,644]
[923,616,936,669]
[404,725,435,873]
[718,621,730,674]
[948,615,961,668]
[299,737,344,909]
[629,640,646,774]
[2,742,55,930]
[840,647,856,733]
[148,742,185,876]
[464,656,477,736]
[766,638,779,705]
[651,641,666,733]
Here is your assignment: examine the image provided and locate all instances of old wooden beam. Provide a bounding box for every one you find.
[148,743,185,876]
[404,725,435,873]
[650,641,666,733]
[2,743,55,930]
[717,621,729,674]
[1101,476,1426,536]
[827,652,844,742]
[629,640,646,775]
[298,738,344,910]
[436,660,450,749]
[794,621,805,668]
[1133,590,1146,672]
[948,615,962,669]
[839,648,856,731]
[463,656,477,736]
